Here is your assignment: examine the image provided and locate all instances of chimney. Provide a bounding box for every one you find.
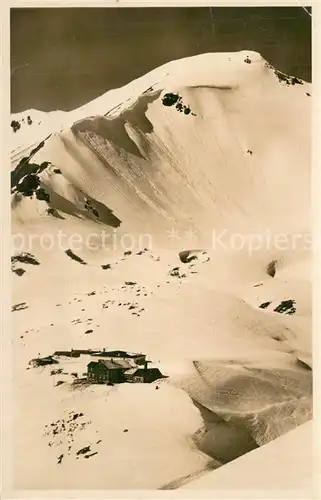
[144,360,148,371]
[103,348,105,353]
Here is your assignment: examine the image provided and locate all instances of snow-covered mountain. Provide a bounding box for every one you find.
[11,51,312,490]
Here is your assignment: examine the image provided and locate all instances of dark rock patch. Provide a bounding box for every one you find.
[101,264,111,270]
[65,249,87,265]
[162,93,180,106]
[169,267,186,278]
[274,299,296,315]
[179,250,209,264]
[11,151,50,194]
[16,173,40,196]
[244,57,252,64]
[12,158,51,203]
[77,446,91,456]
[267,260,277,277]
[12,252,39,266]
[36,187,50,202]
[136,248,149,255]
[13,268,26,276]
[73,413,84,419]
[11,120,21,132]
[259,301,272,309]
[50,368,63,376]
[274,69,304,86]
[84,198,100,219]
[12,302,28,312]
[179,251,198,264]
[162,92,196,116]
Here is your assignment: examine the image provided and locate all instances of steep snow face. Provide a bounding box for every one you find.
[11,50,311,245]
[11,51,312,490]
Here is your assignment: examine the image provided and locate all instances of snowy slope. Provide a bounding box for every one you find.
[11,50,311,239]
[11,51,312,491]
[182,421,314,495]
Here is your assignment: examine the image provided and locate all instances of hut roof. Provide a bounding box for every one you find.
[91,350,145,358]
[98,359,126,370]
[125,367,163,376]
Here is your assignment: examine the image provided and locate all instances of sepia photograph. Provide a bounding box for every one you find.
[8,3,313,494]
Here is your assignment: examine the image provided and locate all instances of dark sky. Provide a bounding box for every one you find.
[10,7,311,113]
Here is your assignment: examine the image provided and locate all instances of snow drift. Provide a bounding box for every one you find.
[11,51,312,490]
